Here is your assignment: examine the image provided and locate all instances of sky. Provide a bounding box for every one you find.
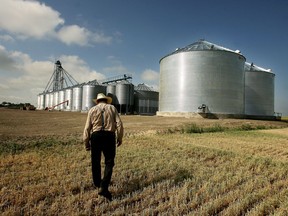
[0,0,287,115]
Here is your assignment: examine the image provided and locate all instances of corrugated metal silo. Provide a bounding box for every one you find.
[106,84,117,105]
[115,80,134,114]
[37,93,45,110]
[134,83,159,115]
[72,85,83,112]
[244,63,275,116]
[44,93,50,109]
[81,83,106,111]
[40,94,45,110]
[49,92,54,108]
[158,40,246,117]
[53,91,59,110]
[58,90,65,110]
[37,95,41,110]
[64,88,73,111]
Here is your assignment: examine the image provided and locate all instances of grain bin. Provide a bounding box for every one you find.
[244,62,275,116]
[115,80,134,114]
[37,93,45,110]
[44,92,50,109]
[158,40,246,117]
[58,90,65,110]
[53,91,59,110]
[106,84,118,105]
[64,88,73,111]
[72,85,83,112]
[81,83,106,111]
[134,83,159,115]
[49,92,54,108]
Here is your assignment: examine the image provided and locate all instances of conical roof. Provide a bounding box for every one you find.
[160,40,245,62]
[135,83,155,91]
[245,62,273,73]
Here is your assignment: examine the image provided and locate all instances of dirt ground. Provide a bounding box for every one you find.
[0,108,287,137]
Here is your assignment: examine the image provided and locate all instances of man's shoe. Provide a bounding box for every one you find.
[98,188,112,201]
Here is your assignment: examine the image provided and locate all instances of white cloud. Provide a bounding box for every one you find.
[57,25,90,46]
[0,0,64,39]
[0,34,15,42]
[0,0,113,46]
[141,69,159,81]
[57,25,112,46]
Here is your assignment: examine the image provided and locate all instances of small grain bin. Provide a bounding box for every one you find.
[72,85,83,112]
[53,91,59,110]
[37,93,45,110]
[115,80,134,114]
[58,90,65,110]
[106,84,118,105]
[64,88,73,111]
[244,62,275,117]
[81,82,106,111]
[49,92,54,108]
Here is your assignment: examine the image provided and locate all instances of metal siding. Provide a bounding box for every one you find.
[58,90,65,110]
[82,85,95,111]
[82,85,106,111]
[44,94,50,108]
[49,93,54,108]
[134,90,159,114]
[245,71,275,116]
[159,51,245,114]
[39,94,45,110]
[116,83,134,105]
[106,85,117,104]
[72,86,82,111]
[53,91,60,110]
[64,88,73,111]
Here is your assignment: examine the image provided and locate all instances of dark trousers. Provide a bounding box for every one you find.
[90,131,116,190]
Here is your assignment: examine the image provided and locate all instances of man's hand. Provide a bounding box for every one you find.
[85,142,91,151]
[117,140,122,147]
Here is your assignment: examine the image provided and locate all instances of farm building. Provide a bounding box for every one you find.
[37,61,159,115]
[37,40,276,119]
[157,40,275,119]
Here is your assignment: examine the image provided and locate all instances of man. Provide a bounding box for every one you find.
[83,93,124,200]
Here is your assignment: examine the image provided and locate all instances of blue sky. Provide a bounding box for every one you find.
[0,0,287,115]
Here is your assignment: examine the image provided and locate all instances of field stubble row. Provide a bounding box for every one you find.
[1,109,288,215]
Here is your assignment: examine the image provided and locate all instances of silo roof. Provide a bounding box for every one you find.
[135,83,156,91]
[160,40,245,62]
[245,62,273,73]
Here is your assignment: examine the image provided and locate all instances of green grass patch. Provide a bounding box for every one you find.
[0,136,79,155]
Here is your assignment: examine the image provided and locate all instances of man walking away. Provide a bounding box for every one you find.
[83,93,124,201]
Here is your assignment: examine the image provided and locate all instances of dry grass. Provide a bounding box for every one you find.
[1,109,288,215]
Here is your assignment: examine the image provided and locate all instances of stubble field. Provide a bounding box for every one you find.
[1,108,288,215]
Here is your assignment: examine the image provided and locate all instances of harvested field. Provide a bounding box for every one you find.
[1,108,288,215]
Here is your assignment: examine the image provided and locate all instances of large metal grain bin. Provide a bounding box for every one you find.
[115,80,134,114]
[158,40,246,117]
[64,88,73,111]
[72,85,83,112]
[134,83,159,115]
[245,62,275,117]
[81,83,106,111]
